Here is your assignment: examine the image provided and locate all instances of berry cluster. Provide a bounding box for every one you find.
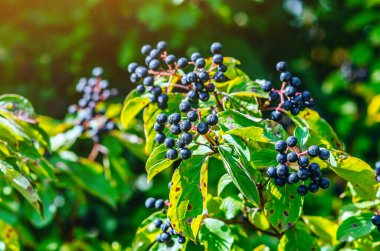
[153,218,186,246]
[266,136,331,196]
[127,41,227,109]
[371,213,380,231]
[154,104,218,160]
[374,161,380,182]
[261,61,315,121]
[68,67,118,142]
[145,197,167,211]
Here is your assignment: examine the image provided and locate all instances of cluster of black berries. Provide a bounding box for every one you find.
[261,61,315,121]
[154,101,218,160]
[153,218,186,246]
[374,161,380,182]
[371,213,380,231]
[127,41,227,109]
[145,197,167,211]
[68,67,118,142]
[341,62,369,83]
[266,136,331,196]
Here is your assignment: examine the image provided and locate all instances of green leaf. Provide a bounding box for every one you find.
[0,94,37,123]
[329,150,378,201]
[289,108,344,150]
[219,195,242,220]
[0,219,20,251]
[218,109,261,132]
[278,222,320,251]
[302,216,338,245]
[146,144,175,182]
[121,91,150,129]
[264,180,304,232]
[199,218,234,251]
[248,209,270,231]
[223,91,262,117]
[168,156,208,240]
[250,149,278,169]
[336,213,376,242]
[294,127,309,148]
[0,115,30,144]
[132,212,166,251]
[226,127,270,143]
[0,160,43,217]
[219,145,260,206]
[217,173,234,197]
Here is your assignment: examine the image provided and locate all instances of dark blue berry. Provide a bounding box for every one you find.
[262,81,273,92]
[151,86,162,96]
[205,83,216,92]
[149,59,160,70]
[280,71,292,82]
[158,94,168,104]
[164,137,175,148]
[286,136,298,147]
[170,124,182,135]
[271,110,282,121]
[287,173,299,184]
[198,71,210,82]
[177,58,188,68]
[180,148,192,159]
[136,66,148,78]
[195,58,206,68]
[156,234,163,243]
[307,145,320,157]
[178,235,186,244]
[154,122,165,132]
[155,199,165,209]
[269,91,280,101]
[136,84,145,94]
[177,140,186,148]
[291,107,300,115]
[310,170,322,182]
[298,156,310,168]
[308,163,320,173]
[168,113,181,124]
[145,197,156,209]
[266,166,277,178]
[156,113,168,124]
[165,54,176,65]
[287,152,298,162]
[181,132,193,144]
[166,149,178,160]
[213,54,223,64]
[187,72,198,82]
[180,120,192,132]
[191,52,201,62]
[218,64,227,72]
[274,177,286,187]
[197,122,209,134]
[284,86,296,97]
[275,140,287,152]
[297,168,310,181]
[276,153,287,164]
[155,133,166,144]
[276,164,289,178]
[157,41,167,51]
[214,71,225,82]
[141,45,152,55]
[187,90,199,102]
[371,215,380,226]
[128,62,138,73]
[199,91,210,101]
[181,75,189,85]
[276,61,287,72]
[290,77,301,88]
[194,82,204,91]
[187,110,198,122]
[211,42,222,54]
[308,182,319,193]
[153,219,163,228]
[145,55,152,65]
[160,232,171,242]
[302,91,311,101]
[319,148,330,160]
[161,222,170,232]
[297,185,308,196]
[130,73,140,84]
[319,178,330,189]
[206,114,218,126]
[143,76,154,86]
[179,101,192,113]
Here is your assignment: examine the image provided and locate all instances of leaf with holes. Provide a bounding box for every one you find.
[199,218,234,251]
[336,213,376,242]
[219,145,260,206]
[168,156,208,240]
[264,180,304,232]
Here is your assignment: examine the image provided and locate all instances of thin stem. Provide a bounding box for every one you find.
[213,92,224,111]
[88,143,100,161]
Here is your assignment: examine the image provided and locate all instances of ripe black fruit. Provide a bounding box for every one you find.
[166,149,178,160]
[287,152,298,162]
[297,185,308,196]
[275,140,287,152]
[179,148,192,160]
[155,133,166,144]
[307,145,320,157]
[206,114,218,126]
[308,182,319,193]
[276,61,287,72]
[211,42,222,54]
[298,156,310,168]
[271,110,282,121]
[180,121,192,132]
[145,197,156,209]
[262,81,273,92]
[155,199,165,209]
[164,137,175,148]
[197,122,209,134]
[286,136,298,147]
[319,148,330,160]
[266,166,277,178]
[276,164,289,178]
[187,110,198,122]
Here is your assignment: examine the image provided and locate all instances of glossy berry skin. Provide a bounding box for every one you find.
[155,133,166,144]
[298,156,310,168]
[165,54,176,65]
[154,122,165,132]
[214,71,225,82]
[287,152,298,162]
[168,113,181,124]
[179,101,192,113]
[271,110,282,121]
[297,168,310,181]
[153,219,163,228]
[308,182,319,193]
[195,58,206,68]
[211,42,222,54]
[187,111,198,122]
[161,223,170,232]
[213,54,223,64]
[141,45,152,55]
[291,107,300,115]
[310,170,322,182]
[151,86,162,96]
[205,83,216,92]
[266,166,277,178]
[166,149,178,160]
[276,61,287,72]
[191,52,201,62]
[198,71,210,82]
[287,173,299,184]
[170,124,182,135]
[160,232,171,242]
[371,215,380,226]
[178,235,186,244]
[164,137,175,148]
[181,132,193,144]
[197,122,209,135]
[218,64,227,72]
[179,148,192,160]
[136,84,145,94]
[156,113,168,124]
[302,91,311,100]
[276,153,288,164]
[157,41,168,51]
[187,72,198,82]
[286,136,298,147]
[262,81,273,92]
[177,58,188,68]
[143,76,154,86]
[158,94,168,104]
[319,148,330,160]
[284,86,296,97]
[280,71,292,82]
[199,91,210,101]
[275,140,287,152]
[145,197,156,209]
[180,121,192,132]
[276,164,289,178]
[307,145,320,157]
[297,185,308,196]
[194,82,204,91]
[319,178,330,189]
[128,62,139,73]
[206,114,218,126]
[187,90,199,102]
[274,177,286,187]
[177,140,186,149]
[291,77,301,88]
[155,199,165,209]
[149,49,160,59]
[269,91,280,101]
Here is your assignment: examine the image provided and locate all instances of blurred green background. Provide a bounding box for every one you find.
[0,0,380,248]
